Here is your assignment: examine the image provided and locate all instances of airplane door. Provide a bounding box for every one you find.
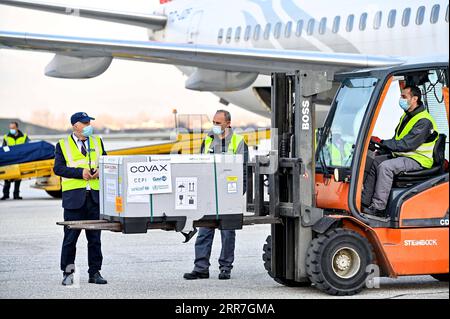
[187,10,203,43]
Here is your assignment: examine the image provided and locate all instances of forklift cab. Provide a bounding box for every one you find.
[316,59,449,226]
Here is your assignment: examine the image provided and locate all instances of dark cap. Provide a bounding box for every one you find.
[70,112,95,125]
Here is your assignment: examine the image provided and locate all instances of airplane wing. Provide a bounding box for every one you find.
[0,0,167,30]
[0,31,405,77]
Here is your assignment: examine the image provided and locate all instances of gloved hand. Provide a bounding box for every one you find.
[369,136,384,152]
[370,136,382,144]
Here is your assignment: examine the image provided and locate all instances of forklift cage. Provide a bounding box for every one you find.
[245,71,333,282]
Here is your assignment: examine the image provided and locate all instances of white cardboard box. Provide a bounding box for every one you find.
[99,154,244,233]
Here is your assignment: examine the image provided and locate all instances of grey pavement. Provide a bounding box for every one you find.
[0,181,448,299]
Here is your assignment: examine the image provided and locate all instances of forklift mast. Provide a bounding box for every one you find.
[247,71,333,283]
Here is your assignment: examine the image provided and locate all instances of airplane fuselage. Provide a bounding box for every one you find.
[152,0,449,117]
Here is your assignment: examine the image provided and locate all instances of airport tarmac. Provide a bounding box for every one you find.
[0,180,448,299]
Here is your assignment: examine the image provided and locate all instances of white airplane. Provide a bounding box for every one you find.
[0,0,448,119]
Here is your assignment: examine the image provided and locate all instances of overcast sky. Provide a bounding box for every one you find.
[0,0,270,130]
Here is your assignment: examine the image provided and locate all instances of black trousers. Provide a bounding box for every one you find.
[60,191,103,275]
[3,179,21,198]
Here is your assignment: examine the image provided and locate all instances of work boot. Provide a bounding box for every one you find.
[218,270,231,280]
[62,272,74,286]
[0,196,9,200]
[13,196,23,200]
[363,205,386,217]
[183,271,209,280]
[88,272,108,284]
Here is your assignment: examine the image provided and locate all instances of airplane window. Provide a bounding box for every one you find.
[374,11,382,29]
[218,28,224,44]
[402,8,411,26]
[446,4,449,22]
[296,20,304,36]
[416,6,425,25]
[274,22,282,39]
[226,27,232,43]
[253,24,261,41]
[319,17,327,34]
[431,4,440,24]
[285,21,293,38]
[244,26,252,41]
[359,13,368,30]
[332,16,341,33]
[235,26,242,42]
[307,18,315,35]
[388,9,397,28]
[346,14,354,32]
[264,23,271,40]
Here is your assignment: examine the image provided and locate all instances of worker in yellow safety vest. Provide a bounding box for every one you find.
[325,132,354,167]
[1,121,30,200]
[184,110,248,281]
[315,128,354,167]
[362,86,439,217]
[53,112,108,286]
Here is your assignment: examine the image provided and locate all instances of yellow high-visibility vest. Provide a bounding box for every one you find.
[203,133,244,154]
[393,109,438,169]
[329,142,353,166]
[4,133,27,146]
[59,135,103,192]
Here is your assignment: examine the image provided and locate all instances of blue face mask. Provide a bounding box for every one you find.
[82,125,94,137]
[212,125,224,135]
[9,129,16,135]
[399,98,410,111]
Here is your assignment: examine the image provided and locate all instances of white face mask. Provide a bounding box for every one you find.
[399,98,410,111]
[212,125,224,135]
[82,125,94,137]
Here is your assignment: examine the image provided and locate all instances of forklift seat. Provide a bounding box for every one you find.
[393,134,447,187]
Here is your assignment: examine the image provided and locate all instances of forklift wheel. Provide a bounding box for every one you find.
[262,235,311,287]
[306,229,374,296]
[45,190,62,199]
[431,274,449,282]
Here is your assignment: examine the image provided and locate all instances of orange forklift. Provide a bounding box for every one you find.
[247,57,449,295]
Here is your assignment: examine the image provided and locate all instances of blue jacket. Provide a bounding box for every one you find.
[53,135,107,210]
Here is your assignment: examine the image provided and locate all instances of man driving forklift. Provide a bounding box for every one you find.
[362,85,439,217]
